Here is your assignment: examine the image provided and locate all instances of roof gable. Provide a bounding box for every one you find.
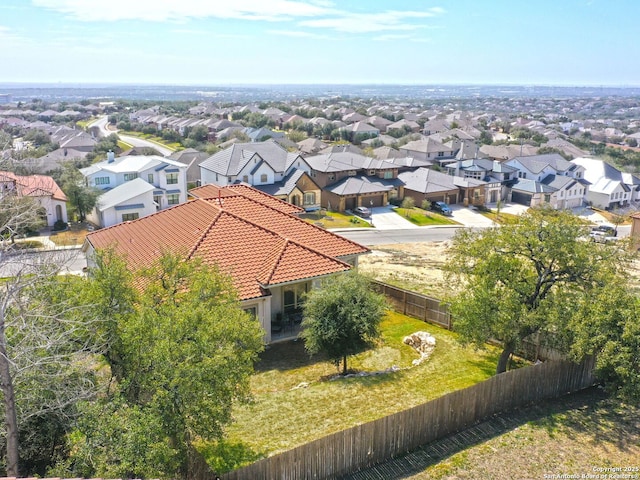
[86,186,367,300]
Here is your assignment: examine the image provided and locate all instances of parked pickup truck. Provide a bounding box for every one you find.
[589,225,618,243]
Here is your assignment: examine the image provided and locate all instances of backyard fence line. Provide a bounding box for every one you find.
[220,356,596,480]
[371,280,566,362]
[371,280,452,330]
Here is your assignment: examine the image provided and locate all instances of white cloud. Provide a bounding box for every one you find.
[373,34,412,41]
[299,8,445,33]
[267,29,328,39]
[32,0,337,22]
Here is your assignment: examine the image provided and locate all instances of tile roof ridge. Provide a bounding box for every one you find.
[215,192,367,253]
[257,237,353,287]
[199,197,364,265]
[186,209,224,260]
[257,237,289,286]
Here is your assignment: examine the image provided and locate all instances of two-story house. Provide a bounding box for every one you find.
[506,154,589,209]
[571,157,639,210]
[80,152,188,227]
[198,140,320,211]
[305,152,403,211]
[398,138,457,165]
[444,158,518,205]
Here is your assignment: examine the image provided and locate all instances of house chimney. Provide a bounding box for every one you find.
[107,150,115,163]
[455,160,462,177]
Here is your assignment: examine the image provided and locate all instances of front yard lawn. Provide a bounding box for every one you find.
[49,223,93,246]
[478,209,521,224]
[300,211,372,228]
[395,207,459,226]
[202,312,501,471]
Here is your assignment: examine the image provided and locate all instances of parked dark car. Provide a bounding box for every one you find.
[431,201,453,216]
[354,206,371,217]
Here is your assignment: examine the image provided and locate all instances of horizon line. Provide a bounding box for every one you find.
[1,82,640,89]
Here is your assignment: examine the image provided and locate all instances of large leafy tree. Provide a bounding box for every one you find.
[301,272,387,375]
[444,206,628,374]
[570,279,640,401]
[64,252,265,479]
[59,163,99,222]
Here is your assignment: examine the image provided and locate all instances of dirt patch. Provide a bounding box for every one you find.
[359,241,450,299]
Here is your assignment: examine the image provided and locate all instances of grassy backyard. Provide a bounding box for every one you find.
[201,312,501,471]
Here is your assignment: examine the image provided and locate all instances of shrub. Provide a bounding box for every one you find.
[53,220,68,232]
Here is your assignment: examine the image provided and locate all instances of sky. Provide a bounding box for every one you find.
[1,0,638,86]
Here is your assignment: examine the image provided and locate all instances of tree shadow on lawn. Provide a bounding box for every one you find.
[256,338,330,372]
[342,387,634,480]
[530,387,640,451]
[257,339,406,386]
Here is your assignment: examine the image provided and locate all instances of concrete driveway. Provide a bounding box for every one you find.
[366,203,615,231]
[369,206,420,230]
[449,204,496,227]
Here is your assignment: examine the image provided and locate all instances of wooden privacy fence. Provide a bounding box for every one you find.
[371,281,452,329]
[371,281,565,362]
[221,357,596,480]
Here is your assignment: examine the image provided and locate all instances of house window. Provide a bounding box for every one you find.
[368,170,376,176]
[154,195,162,209]
[474,189,480,199]
[122,212,139,222]
[518,172,527,179]
[95,176,110,185]
[148,173,154,183]
[303,192,316,205]
[438,151,444,157]
[243,175,249,183]
[383,171,393,179]
[124,173,138,181]
[260,174,268,183]
[544,194,551,203]
[244,307,257,318]
[166,173,178,185]
[167,194,179,205]
[283,283,307,314]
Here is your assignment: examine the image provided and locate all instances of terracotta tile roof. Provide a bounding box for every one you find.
[189,183,302,214]
[86,186,368,300]
[0,171,67,202]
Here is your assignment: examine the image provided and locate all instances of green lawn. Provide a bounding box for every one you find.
[395,207,459,226]
[478,209,521,224]
[201,312,500,471]
[120,131,182,152]
[299,211,372,228]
